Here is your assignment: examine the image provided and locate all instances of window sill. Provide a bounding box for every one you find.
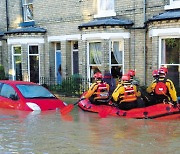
[94,11,116,18]
[164,2,180,10]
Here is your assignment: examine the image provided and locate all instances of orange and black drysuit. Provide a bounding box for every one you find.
[112,83,141,110]
[146,77,177,105]
[83,81,110,105]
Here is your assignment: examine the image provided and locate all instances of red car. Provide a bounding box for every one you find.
[0,80,66,111]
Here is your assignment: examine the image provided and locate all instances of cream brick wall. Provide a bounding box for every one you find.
[0,0,179,87]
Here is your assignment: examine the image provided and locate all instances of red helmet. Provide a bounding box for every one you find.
[93,72,102,79]
[122,74,131,84]
[152,69,159,77]
[158,66,168,75]
[128,70,135,77]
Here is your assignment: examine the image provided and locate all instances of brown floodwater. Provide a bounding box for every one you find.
[0,106,179,154]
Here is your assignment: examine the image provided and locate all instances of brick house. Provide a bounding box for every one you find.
[0,0,179,90]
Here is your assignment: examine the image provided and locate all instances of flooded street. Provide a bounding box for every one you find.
[0,106,179,154]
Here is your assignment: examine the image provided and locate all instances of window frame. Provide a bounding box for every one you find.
[71,41,79,75]
[159,36,180,88]
[164,0,180,10]
[109,40,124,78]
[94,0,116,18]
[28,44,40,83]
[22,0,34,22]
[87,41,102,81]
[12,45,22,81]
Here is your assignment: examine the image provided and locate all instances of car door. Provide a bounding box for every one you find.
[0,83,19,109]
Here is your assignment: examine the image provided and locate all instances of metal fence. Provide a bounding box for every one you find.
[40,76,90,97]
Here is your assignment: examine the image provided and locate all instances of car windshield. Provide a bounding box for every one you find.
[16,85,56,99]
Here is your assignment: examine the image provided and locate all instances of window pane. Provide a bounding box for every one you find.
[13,46,21,54]
[56,43,61,50]
[73,41,78,50]
[89,42,102,64]
[99,0,114,11]
[14,56,22,81]
[111,41,123,64]
[0,84,16,98]
[166,65,179,91]
[163,38,180,64]
[30,56,39,83]
[29,46,38,54]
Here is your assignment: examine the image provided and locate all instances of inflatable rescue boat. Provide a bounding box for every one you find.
[78,99,180,119]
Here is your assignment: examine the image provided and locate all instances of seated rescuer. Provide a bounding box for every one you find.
[103,71,116,95]
[112,74,142,110]
[140,69,159,106]
[81,72,110,105]
[146,66,178,106]
[127,69,139,86]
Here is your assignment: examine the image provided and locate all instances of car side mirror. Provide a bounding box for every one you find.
[9,94,18,100]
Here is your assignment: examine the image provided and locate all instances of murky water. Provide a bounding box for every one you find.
[0,107,179,154]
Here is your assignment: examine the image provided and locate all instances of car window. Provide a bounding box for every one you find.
[17,85,55,98]
[0,84,17,98]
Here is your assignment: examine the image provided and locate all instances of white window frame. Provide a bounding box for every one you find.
[12,45,22,80]
[94,0,116,18]
[55,43,61,81]
[164,0,180,10]
[28,44,40,82]
[87,41,102,81]
[22,0,34,22]
[109,40,124,76]
[159,36,180,67]
[159,36,180,87]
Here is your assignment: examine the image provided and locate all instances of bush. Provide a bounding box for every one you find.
[0,65,6,80]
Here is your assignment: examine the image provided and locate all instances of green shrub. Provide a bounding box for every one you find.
[0,65,6,80]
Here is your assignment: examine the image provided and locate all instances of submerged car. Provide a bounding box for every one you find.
[0,80,66,111]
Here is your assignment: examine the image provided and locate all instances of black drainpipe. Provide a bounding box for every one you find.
[5,0,9,31]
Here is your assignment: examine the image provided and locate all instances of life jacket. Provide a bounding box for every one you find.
[120,85,137,103]
[154,78,168,95]
[94,82,109,100]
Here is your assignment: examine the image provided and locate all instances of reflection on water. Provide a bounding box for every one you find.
[0,108,179,153]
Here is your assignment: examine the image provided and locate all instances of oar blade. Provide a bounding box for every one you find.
[60,104,74,115]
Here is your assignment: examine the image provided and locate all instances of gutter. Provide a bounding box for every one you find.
[129,0,147,85]
[5,0,9,31]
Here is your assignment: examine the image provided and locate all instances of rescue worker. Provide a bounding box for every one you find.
[81,72,110,105]
[128,69,139,86]
[112,74,142,110]
[152,69,159,80]
[141,69,159,106]
[103,71,116,95]
[146,66,178,106]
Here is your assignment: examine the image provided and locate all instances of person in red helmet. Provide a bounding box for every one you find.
[146,66,178,106]
[112,74,143,110]
[128,69,140,86]
[152,69,159,80]
[81,72,110,105]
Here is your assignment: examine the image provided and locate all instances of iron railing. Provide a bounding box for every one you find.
[40,76,90,97]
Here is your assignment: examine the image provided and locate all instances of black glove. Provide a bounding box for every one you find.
[172,101,178,108]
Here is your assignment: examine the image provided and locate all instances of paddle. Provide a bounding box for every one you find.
[60,100,80,115]
[98,97,114,118]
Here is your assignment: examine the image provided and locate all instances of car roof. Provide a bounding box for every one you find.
[0,80,37,86]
